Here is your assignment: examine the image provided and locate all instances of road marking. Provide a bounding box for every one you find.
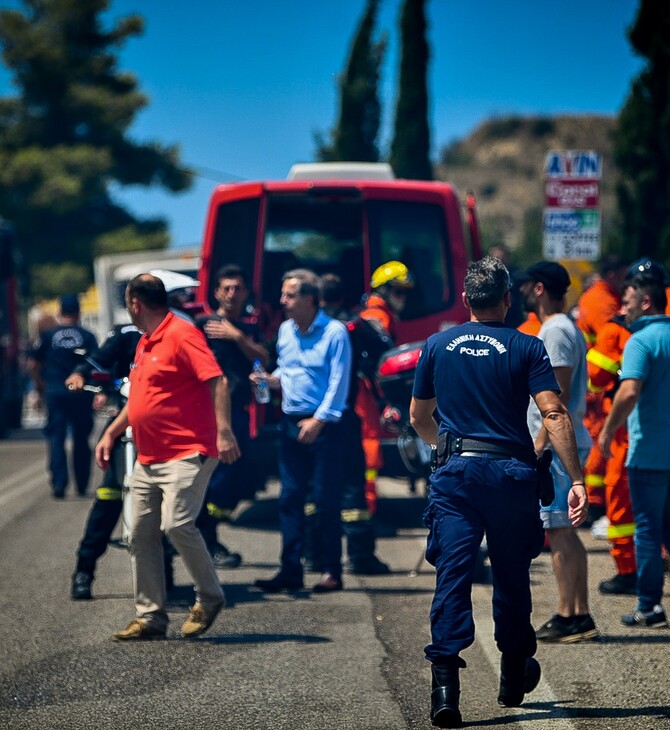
[473,584,577,729]
[0,461,46,508]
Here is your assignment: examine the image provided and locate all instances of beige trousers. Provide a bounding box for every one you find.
[129,454,223,629]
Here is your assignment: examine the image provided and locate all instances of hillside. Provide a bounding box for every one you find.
[434,115,618,258]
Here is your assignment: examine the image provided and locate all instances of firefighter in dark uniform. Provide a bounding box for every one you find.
[28,294,98,498]
[410,256,588,728]
[68,323,141,599]
[305,273,390,575]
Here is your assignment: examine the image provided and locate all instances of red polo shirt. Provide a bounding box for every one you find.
[128,312,222,464]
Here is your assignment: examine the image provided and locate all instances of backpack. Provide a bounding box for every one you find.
[345,316,394,382]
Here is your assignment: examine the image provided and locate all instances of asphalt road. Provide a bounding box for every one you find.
[0,429,669,729]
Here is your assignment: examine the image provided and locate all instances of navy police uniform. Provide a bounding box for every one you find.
[32,322,98,496]
[413,321,557,664]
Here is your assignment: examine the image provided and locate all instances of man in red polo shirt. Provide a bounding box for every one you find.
[96,274,240,641]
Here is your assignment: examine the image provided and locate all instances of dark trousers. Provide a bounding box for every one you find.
[424,455,543,663]
[75,425,124,575]
[278,415,344,580]
[196,405,250,550]
[45,391,94,493]
[305,409,377,565]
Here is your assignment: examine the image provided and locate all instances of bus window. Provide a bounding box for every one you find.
[207,197,260,311]
[262,194,365,315]
[366,200,454,321]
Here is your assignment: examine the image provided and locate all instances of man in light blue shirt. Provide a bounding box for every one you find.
[252,269,352,593]
[600,268,670,629]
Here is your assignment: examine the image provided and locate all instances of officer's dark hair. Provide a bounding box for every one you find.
[283,268,320,307]
[320,273,343,307]
[126,274,168,310]
[215,264,248,288]
[626,274,668,313]
[464,256,511,310]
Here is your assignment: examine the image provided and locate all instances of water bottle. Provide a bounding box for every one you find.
[252,359,270,404]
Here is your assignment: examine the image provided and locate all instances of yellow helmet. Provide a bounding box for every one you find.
[370,261,414,290]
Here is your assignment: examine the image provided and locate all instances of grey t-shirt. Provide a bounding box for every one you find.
[527,313,592,450]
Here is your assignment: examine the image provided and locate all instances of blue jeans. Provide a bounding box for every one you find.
[278,416,344,581]
[627,468,670,611]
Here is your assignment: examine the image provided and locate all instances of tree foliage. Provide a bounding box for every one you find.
[389,0,432,180]
[0,0,193,296]
[613,0,670,263]
[315,0,386,162]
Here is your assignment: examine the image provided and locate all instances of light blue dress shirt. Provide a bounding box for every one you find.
[273,309,352,422]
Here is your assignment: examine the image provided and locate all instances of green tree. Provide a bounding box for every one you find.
[613,0,670,263]
[389,0,432,180]
[315,0,386,162]
[0,0,192,296]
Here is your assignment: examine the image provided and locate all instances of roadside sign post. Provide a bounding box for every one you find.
[543,150,601,262]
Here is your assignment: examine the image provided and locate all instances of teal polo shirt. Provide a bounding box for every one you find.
[621,315,670,469]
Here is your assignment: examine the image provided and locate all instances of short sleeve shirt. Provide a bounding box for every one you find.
[413,321,558,462]
[620,316,670,469]
[128,312,223,464]
[527,313,592,451]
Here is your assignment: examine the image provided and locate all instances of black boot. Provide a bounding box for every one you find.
[497,655,541,707]
[71,571,93,600]
[431,658,465,728]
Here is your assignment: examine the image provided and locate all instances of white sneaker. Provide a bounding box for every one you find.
[590,515,610,540]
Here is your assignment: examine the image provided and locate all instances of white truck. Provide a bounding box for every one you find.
[93,248,200,340]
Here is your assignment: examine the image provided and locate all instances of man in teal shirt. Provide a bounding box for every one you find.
[600,268,670,629]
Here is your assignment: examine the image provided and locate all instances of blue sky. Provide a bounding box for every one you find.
[0,0,643,248]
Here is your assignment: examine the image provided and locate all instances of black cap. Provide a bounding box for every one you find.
[522,261,571,297]
[625,257,670,285]
[59,294,80,315]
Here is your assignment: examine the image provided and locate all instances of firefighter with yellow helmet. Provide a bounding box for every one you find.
[356,261,414,513]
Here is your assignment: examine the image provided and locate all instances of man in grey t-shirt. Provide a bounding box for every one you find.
[521,261,598,644]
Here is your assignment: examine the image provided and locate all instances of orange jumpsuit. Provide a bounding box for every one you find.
[356,294,396,514]
[577,279,622,511]
[586,320,635,576]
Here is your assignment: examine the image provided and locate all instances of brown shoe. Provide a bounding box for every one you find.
[181,601,224,638]
[112,619,166,642]
[312,572,343,593]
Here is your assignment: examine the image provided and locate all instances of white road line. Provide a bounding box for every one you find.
[473,584,577,729]
[0,461,47,508]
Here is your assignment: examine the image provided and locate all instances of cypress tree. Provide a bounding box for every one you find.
[613,0,670,262]
[389,0,432,180]
[316,0,386,162]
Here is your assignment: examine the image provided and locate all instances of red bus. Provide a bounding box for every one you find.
[197,163,481,339]
[196,163,481,478]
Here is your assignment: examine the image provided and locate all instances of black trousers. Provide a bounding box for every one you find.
[305,409,377,566]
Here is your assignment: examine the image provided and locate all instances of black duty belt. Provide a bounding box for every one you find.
[436,433,516,466]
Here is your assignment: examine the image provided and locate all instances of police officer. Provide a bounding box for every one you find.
[28,294,98,498]
[410,256,588,728]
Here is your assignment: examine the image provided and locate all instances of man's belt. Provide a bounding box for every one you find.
[436,433,515,466]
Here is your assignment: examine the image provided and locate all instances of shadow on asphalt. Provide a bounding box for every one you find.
[201,632,331,645]
[233,495,429,534]
[467,702,670,727]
